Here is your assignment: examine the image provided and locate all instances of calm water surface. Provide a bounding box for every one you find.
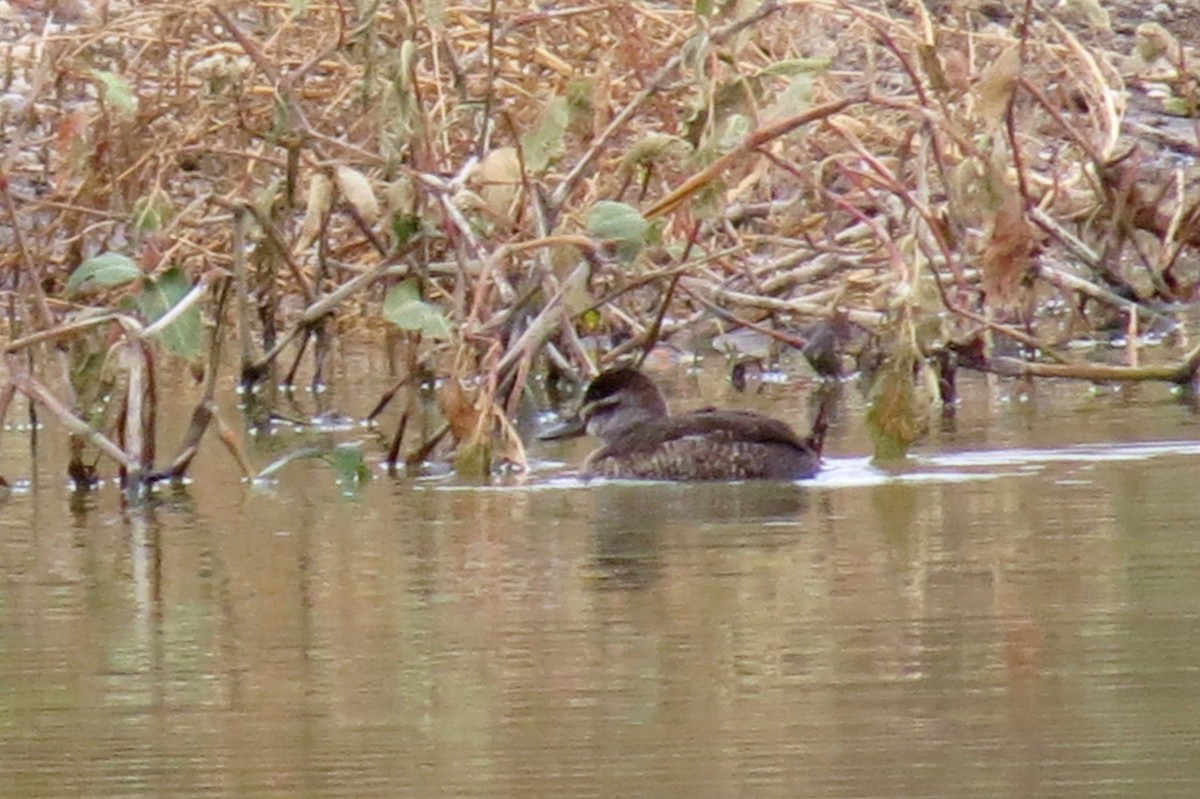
[1,365,1199,798]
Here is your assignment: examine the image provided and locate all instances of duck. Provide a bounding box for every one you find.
[539,367,827,481]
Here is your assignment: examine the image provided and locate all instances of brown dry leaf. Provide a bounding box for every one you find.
[476,146,522,223]
[438,378,483,444]
[385,176,415,216]
[829,113,869,139]
[53,110,90,191]
[917,44,950,94]
[941,48,971,94]
[974,47,1022,128]
[947,157,990,228]
[294,172,331,255]
[335,165,380,223]
[981,186,1036,310]
[440,378,500,478]
[591,59,613,137]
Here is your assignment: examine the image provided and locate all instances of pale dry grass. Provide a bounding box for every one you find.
[1,0,1198,480]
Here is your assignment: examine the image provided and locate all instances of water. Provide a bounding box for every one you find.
[2,365,1199,798]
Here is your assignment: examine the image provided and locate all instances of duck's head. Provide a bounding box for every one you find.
[540,367,669,443]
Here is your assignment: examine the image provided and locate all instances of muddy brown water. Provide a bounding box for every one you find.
[2,359,1200,798]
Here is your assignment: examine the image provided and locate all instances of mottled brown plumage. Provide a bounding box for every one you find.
[540,367,824,481]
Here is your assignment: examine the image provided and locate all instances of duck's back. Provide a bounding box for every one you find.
[582,409,820,481]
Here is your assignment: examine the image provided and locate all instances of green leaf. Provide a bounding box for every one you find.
[257,445,323,480]
[694,0,713,17]
[1163,96,1199,117]
[719,112,751,150]
[391,212,421,248]
[586,200,649,261]
[254,176,284,220]
[382,279,453,339]
[322,443,371,488]
[256,443,370,490]
[90,69,138,118]
[757,58,833,78]
[66,252,142,297]
[131,201,160,233]
[137,266,202,361]
[762,75,814,124]
[865,347,929,462]
[452,440,492,479]
[521,95,569,173]
[622,134,690,171]
[131,189,171,234]
[565,78,593,132]
[68,339,114,425]
[693,180,724,221]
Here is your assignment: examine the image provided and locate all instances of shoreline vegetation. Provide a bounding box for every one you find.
[1,0,1198,493]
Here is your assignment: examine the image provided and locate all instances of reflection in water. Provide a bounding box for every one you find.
[590,490,663,591]
[3,375,1200,797]
[587,483,811,590]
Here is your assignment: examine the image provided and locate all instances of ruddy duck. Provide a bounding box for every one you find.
[540,367,827,481]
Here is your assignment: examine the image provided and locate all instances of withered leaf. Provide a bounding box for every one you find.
[981,186,1037,310]
[975,47,1022,128]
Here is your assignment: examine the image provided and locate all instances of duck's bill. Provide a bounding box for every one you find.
[537,415,587,440]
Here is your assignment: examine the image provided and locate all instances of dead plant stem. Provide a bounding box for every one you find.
[550,0,784,211]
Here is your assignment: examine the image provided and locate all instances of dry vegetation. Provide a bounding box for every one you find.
[1,0,1199,489]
